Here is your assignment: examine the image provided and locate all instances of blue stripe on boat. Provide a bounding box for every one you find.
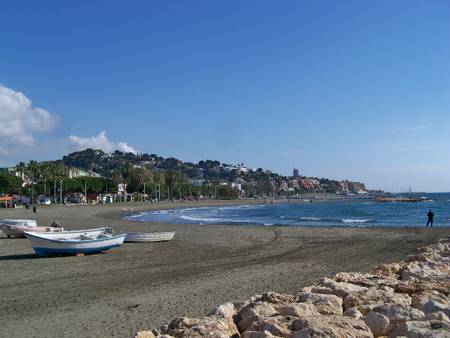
[33,243,122,256]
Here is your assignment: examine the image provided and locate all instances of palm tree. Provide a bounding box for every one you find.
[16,162,26,180]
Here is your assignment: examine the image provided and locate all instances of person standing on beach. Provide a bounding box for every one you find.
[426,209,434,227]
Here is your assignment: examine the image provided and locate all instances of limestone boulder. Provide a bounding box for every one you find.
[291,315,373,338]
[363,311,390,337]
[388,320,450,338]
[241,330,280,338]
[411,291,449,310]
[296,292,343,315]
[343,286,411,314]
[397,280,450,296]
[209,302,237,319]
[334,272,399,289]
[373,263,403,277]
[311,278,367,298]
[273,303,320,318]
[343,307,363,319]
[167,315,239,338]
[237,302,279,332]
[424,311,450,322]
[372,303,425,334]
[246,316,292,338]
[422,300,450,318]
[261,292,296,305]
[399,260,450,284]
[135,331,156,338]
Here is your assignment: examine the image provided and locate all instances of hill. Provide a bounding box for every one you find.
[1,149,370,200]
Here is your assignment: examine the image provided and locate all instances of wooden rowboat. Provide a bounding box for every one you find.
[124,231,175,243]
[37,227,111,238]
[0,219,63,238]
[1,225,63,238]
[24,231,126,256]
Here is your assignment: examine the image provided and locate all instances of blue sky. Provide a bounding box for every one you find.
[1,1,449,192]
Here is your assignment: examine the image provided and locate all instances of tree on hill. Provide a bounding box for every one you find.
[0,172,21,195]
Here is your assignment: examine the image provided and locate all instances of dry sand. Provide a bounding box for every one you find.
[0,200,449,338]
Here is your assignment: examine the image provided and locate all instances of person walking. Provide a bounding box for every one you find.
[426,209,434,227]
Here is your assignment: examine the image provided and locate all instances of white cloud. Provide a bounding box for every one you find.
[117,142,137,153]
[68,131,138,154]
[0,84,59,149]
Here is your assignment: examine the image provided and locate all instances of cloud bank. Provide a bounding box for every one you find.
[68,131,137,154]
[0,84,58,149]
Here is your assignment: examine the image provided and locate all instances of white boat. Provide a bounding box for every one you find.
[1,225,63,238]
[24,231,126,256]
[125,231,175,243]
[0,219,63,238]
[37,227,112,239]
[0,219,37,228]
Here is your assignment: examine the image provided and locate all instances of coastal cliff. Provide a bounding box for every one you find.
[137,238,450,338]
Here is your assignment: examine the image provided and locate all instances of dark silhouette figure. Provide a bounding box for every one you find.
[32,205,37,214]
[427,209,434,227]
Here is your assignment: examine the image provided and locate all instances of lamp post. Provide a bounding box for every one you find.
[60,179,63,204]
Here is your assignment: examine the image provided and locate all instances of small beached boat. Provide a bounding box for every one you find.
[0,219,63,238]
[37,227,112,239]
[0,219,37,228]
[1,225,63,238]
[124,231,175,243]
[24,231,126,256]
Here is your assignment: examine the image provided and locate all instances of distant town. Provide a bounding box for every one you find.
[0,148,380,207]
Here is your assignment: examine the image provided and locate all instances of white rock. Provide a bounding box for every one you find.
[238,302,279,332]
[209,302,237,319]
[388,320,450,338]
[291,315,373,338]
[296,292,343,315]
[261,292,296,304]
[422,300,450,317]
[424,311,450,322]
[344,286,411,314]
[317,277,368,298]
[343,308,363,319]
[273,303,320,318]
[246,316,292,338]
[167,316,239,338]
[241,330,279,338]
[364,311,390,337]
[372,304,425,334]
[135,331,155,338]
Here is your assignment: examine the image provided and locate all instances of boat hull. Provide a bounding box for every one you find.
[24,232,126,257]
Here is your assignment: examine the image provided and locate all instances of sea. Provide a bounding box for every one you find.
[127,193,450,228]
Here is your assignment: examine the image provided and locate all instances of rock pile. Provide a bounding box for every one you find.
[136,238,450,338]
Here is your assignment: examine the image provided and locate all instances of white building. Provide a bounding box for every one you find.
[69,168,103,179]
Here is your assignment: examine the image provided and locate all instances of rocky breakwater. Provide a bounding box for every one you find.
[136,238,450,338]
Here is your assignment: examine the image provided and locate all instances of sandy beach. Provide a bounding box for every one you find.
[0,200,449,338]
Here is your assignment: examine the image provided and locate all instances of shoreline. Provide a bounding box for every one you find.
[1,200,449,337]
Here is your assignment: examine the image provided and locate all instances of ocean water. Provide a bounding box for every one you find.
[127,193,450,227]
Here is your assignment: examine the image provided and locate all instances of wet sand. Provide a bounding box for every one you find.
[0,200,449,338]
